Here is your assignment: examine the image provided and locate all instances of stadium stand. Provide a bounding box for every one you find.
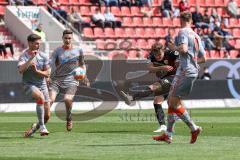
[0,0,239,59]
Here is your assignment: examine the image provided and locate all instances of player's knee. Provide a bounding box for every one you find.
[36,98,44,105]
[154,96,164,104]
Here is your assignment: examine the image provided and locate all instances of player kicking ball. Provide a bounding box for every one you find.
[121,43,179,133]
[18,34,51,137]
[153,11,206,144]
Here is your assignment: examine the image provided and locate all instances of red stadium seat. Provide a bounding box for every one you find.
[229,50,239,58]
[152,17,162,26]
[122,17,132,27]
[205,0,215,6]
[94,28,105,38]
[128,39,137,49]
[197,0,206,6]
[125,28,135,37]
[95,39,105,50]
[229,18,239,27]
[162,18,172,26]
[131,6,141,16]
[137,39,148,49]
[0,5,5,16]
[147,39,156,48]
[69,0,79,4]
[143,17,152,27]
[83,28,94,38]
[121,7,131,16]
[215,0,225,6]
[155,28,167,38]
[115,28,125,38]
[135,28,145,38]
[235,39,240,49]
[188,0,196,6]
[232,28,240,38]
[80,6,90,16]
[59,0,69,5]
[111,6,121,16]
[132,17,143,26]
[128,50,138,58]
[104,28,115,38]
[173,18,180,27]
[145,28,155,38]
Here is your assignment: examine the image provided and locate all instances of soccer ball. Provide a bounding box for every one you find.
[73,67,86,80]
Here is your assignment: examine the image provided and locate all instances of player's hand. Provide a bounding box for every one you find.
[161,65,174,72]
[82,77,90,87]
[30,50,37,59]
[31,63,38,72]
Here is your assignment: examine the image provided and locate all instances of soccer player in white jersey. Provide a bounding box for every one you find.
[49,29,86,131]
[18,34,51,137]
[153,11,206,144]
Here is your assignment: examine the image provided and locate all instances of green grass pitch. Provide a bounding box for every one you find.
[0,108,240,160]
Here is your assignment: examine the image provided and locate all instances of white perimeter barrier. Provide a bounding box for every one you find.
[0,99,240,112]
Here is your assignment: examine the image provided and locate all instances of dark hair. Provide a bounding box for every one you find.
[62,29,73,36]
[27,34,41,42]
[151,43,164,56]
[180,11,192,22]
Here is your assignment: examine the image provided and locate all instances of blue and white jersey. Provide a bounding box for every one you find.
[175,27,205,77]
[18,49,50,86]
[50,46,84,87]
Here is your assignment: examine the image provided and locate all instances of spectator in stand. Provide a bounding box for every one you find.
[201,67,211,80]
[104,8,122,29]
[202,9,210,24]
[179,0,190,12]
[120,0,132,7]
[161,0,174,18]
[210,8,221,24]
[46,0,68,22]
[201,28,216,51]
[9,0,34,5]
[227,0,240,18]
[34,23,46,42]
[92,8,105,29]
[132,0,143,6]
[212,20,234,52]
[102,0,118,6]
[68,7,91,33]
[192,6,209,29]
[141,0,153,7]
[0,34,14,58]
[165,28,175,48]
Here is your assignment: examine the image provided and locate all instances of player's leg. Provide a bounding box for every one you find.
[156,76,201,143]
[64,86,77,131]
[120,85,153,105]
[153,95,167,133]
[23,85,48,137]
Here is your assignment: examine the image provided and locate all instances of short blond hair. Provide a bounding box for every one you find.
[180,11,192,22]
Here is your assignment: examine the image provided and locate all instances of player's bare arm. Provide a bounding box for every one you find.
[168,41,188,54]
[18,52,36,74]
[31,63,50,78]
[147,63,173,73]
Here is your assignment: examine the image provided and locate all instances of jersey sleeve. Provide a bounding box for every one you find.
[17,54,27,67]
[177,30,188,46]
[50,49,58,66]
[43,53,50,70]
